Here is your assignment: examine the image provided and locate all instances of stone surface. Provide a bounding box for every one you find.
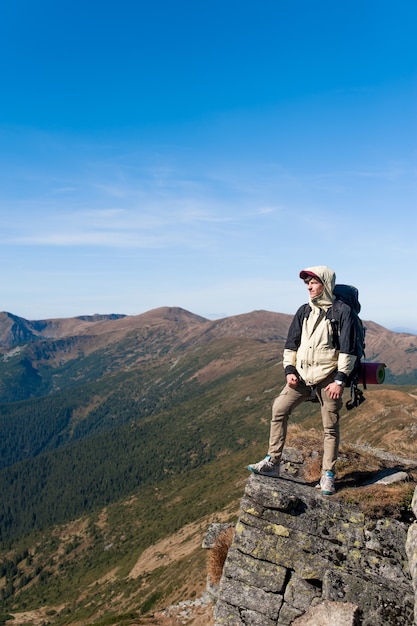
[322,568,412,626]
[292,600,360,625]
[214,474,415,625]
[363,469,410,486]
[406,492,417,626]
[412,485,417,518]
[202,523,233,549]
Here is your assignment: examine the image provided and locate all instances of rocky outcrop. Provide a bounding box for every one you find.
[214,474,415,625]
[292,600,360,625]
[406,488,417,625]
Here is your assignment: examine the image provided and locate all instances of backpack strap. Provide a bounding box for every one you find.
[303,302,340,349]
[302,303,311,320]
[326,302,341,351]
[346,385,365,410]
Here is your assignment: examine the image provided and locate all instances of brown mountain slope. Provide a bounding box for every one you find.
[0,311,126,346]
[363,320,417,374]
[301,385,417,459]
[1,307,417,378]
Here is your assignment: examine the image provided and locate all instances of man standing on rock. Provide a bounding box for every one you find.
[248,265,357,495]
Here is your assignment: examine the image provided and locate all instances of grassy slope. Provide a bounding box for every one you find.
[3,417,416,626]
[1,452,248,625]
[302,384,417,459]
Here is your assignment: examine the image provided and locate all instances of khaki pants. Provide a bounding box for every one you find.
[268,373,342,474]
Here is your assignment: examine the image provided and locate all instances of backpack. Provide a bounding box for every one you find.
[330,285,366,409]
[303,284,366,410]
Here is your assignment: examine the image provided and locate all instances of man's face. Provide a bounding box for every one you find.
[305,277,324,299]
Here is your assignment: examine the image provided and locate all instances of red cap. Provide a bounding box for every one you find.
[299,270,322,282]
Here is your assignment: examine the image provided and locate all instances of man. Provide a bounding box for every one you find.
[248,265,357,495]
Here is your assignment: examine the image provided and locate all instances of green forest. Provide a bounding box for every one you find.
[0,336,289,544]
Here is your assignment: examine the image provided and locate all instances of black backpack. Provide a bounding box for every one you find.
[303,284,366,409]
[329,285,366,409]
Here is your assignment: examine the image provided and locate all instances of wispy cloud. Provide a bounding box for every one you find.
[10,230,177,248]
[2,196,236,248]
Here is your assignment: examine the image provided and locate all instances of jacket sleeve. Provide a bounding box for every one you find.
[283,305,307,376]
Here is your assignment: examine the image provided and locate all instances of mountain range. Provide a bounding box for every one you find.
[0,306,416,625]
[1,307,416,399]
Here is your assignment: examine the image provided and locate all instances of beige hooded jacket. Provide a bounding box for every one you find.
[283,266,357,386]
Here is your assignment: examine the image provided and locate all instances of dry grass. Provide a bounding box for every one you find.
[285,425,325,483]
[285,424,417,520]
[338,482,415,520]
[207,526,235,585]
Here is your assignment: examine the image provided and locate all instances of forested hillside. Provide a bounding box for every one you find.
[0,331,288,543]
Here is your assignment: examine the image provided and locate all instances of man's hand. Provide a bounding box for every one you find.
[286,373,299,389]
[325,381,344,400]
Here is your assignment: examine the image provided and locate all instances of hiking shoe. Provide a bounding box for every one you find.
[247,455,280,478]
[320,471,336,495]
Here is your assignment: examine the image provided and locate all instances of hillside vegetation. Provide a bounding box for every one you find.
[0,307,416,624]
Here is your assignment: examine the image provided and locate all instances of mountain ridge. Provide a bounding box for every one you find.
[1,306,412,347]
[1,307,416,393]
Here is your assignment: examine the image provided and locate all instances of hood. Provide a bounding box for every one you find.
[300,265,335,310]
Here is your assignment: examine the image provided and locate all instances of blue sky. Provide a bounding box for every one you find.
[0,0,416,329]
